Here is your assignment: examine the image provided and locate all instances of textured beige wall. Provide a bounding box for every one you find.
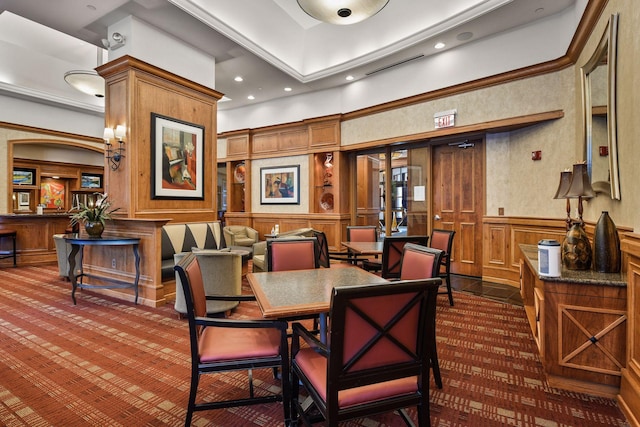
[341,0,638,232]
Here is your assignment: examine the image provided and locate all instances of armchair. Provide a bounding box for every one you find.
[53,234,82,280]
[223,225,259,248]
[291,279,441,426]
[175,253,291,426]
[174,249,242,316]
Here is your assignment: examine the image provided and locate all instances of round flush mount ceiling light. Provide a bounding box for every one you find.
[297,0,389,25]
[64,70,105,97]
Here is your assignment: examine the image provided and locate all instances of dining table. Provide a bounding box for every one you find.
[340,241,384,265]
[247,265,387,341]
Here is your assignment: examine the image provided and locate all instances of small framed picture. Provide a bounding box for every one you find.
[13,168,35,186]
[81,173,103,189]
[17,192,30,210]
[260,165,300,205]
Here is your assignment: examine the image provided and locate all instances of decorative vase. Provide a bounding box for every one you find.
[593,211,621,273]
[84,221,104,237]
[562,222,592,270]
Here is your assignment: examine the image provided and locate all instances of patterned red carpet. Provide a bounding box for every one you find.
[0,265,628,426]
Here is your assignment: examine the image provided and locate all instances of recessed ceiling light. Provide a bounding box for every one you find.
[434,42,445,49]
[247,95,255,100]
[284,87,292,92]
[535,8,544,14]
[234,76,243,82]
[345,75,354,81]
[456,31,473,41]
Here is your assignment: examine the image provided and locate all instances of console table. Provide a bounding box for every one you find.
[519,244,627,398]
[64,235,141,305]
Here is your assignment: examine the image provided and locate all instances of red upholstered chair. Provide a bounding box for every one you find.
[400,243,445,389]
[346,225,378,242]
[290,279,441,427]
[362,235,429,278]
[345,225,378,265]
[429,229,456,306]
[174,253,291,426]
[266,237,319,272]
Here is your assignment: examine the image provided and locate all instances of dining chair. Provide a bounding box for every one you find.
[400,243,445,389]
[174,253,291,426]
[266,237,319,271]
[290,278,441,427]
[362,235,429,278]
[345,225,378,265]
[430,229,456,306]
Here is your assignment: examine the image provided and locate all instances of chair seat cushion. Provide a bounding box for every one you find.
[295,347,418,408]
[199,326,281,362]
[232,237,255,247]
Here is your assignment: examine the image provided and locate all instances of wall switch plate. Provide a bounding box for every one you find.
[112,258,116,268]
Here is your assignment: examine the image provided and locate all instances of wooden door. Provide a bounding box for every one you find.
[432,139,484,276]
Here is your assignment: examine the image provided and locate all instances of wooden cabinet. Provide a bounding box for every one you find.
[520,244,627,398]
[12,159,103,214]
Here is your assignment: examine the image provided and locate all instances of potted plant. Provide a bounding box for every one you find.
[69,193,119,237]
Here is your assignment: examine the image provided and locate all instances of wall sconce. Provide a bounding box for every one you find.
[104,125,126,170]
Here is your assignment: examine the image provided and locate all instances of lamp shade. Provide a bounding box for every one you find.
[297,0,389,25]
[553,170,573,199]
[564,163,595,199]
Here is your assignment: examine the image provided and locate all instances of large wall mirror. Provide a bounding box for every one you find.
[581,13,620,200]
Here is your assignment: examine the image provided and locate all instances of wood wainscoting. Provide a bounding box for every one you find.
[482,216,575,287]
[619,233,640,427]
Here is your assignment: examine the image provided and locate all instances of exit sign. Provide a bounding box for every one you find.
[434,109,457,128]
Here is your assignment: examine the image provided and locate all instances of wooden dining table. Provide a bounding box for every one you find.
[340,241,384,265]
[247,265,387,340]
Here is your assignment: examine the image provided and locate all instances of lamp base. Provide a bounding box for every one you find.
[562,222,592,270]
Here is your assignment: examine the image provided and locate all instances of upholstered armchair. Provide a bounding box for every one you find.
[174,249,242,315]
[223,225,259,248]
[53,234,82,280]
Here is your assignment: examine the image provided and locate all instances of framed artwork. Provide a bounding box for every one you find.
[17,192,30,210]
[260,165,300,205]
[81,173,103,189]
[151,113,204,199]
[40,179,65,209]
[13,168,35,186]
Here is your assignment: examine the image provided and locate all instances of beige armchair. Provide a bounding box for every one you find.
[223,225,259,248]
[53,234,82,280]
[174,250,242,315]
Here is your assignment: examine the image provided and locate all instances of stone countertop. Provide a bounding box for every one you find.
[520,244,626,287]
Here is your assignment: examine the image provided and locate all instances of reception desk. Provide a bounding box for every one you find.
[0,214,72,266]
[520,244,627,398]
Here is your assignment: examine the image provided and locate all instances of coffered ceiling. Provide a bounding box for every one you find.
[0,0,576,112]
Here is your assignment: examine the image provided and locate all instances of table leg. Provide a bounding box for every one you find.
[319,313,328,344]
[68,244,83,305]
[132,244,140,304]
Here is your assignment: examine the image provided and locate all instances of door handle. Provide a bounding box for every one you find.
[434,214,441,221]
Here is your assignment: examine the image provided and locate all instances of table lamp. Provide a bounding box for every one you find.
[560,163,595,270]
[553,169,573,231]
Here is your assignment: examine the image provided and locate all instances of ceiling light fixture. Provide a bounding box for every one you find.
[434,42,446,49]
[297,0,389,25]
[64,70,105,98]
[345,75,354,81]
[284,87,292,92]
[234,76,244,82]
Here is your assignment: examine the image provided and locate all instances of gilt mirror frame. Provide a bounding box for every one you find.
[581,13,620,200]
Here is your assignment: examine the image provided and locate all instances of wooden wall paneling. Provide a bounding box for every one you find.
[279,127,307,151]
[619,235,640,426]
[98,56,221,224]
[308,216,343,251]
[0,215,70,266]
[308,118,340,148]
[253,132,279,154]
[227,134,249,158]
